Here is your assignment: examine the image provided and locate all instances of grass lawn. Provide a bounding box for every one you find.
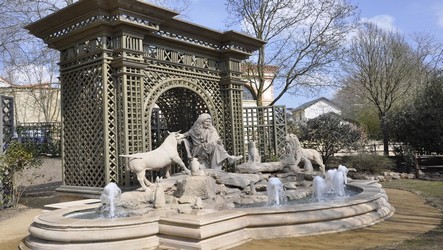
[378,179,443,249]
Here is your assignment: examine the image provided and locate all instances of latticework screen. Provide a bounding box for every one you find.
[0,95,14,208]
[243,106,287,161]
[27,1,267,192]
[0,96,14,152]
[61,57,110,188]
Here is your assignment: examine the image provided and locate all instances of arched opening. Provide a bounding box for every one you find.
[144,87,211,180]
[150,87,212,148]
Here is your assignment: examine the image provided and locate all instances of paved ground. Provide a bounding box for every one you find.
[0,158,441,249]
[234,188,441,250]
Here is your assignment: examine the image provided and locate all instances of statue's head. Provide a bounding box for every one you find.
[197,113,212,129]
[168,131,185,143]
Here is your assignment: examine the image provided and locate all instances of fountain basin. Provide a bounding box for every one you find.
[22,181,394,250]
[25,204,159,249]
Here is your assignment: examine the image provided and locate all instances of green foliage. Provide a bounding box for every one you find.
[286,120,300,135]
[0,141,42,209]
[357,108,381,139]
[393,145,416,173]
[264,154,280,162]
[299,113,365,165]
[333,88,381,140]
[389,75,443,154]
[342,153,394,174]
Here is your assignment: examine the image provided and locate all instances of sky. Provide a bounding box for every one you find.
[185,0,443,108]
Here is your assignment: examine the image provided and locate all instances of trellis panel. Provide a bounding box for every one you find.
[243,106,287,161]
[26,0,265,194]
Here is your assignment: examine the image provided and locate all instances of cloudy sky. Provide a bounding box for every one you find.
[186,0,443,108]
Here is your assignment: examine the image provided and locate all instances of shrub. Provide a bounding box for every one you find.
[299,113,366,165]
[389,75,443,154]
[393,145,416,173]
[342,153,394,174]
[0,141,42,209]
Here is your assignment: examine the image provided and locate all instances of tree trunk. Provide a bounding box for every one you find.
[380,114,389,156]
[256,95,263,106]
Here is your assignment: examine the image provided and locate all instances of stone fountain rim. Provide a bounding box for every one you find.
[33,180,384,227]
[24,180,393,249]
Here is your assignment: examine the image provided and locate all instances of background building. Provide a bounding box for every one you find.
[292,97,341,123]
[242,65,278,107]
[0,77,61,124]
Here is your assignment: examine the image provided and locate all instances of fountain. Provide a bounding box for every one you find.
[267,177,287,206]
[312,176,328,201]
[20,1,394,248]
[22,167,394,250]
[99,183,123,218]
[312,165,352,202]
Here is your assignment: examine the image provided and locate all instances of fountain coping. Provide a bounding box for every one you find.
[30,180,388,226]
[24,180,394,249]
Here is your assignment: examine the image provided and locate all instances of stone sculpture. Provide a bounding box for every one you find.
[190,157,205,176]
[302,157,314,173]
[284,134,303,166]
[120,131,190,191]
[302,148,325,174]
[247,140,261,163]
[285,133,326,174]
[181,113,242,170]
[193,197,204,209]
[153,177,165,208]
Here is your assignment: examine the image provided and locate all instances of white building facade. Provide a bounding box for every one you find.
[293,97,341,123]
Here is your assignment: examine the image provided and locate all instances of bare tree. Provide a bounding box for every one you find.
[342,23,417,155]
[0,0,73,126]
[226,0,358,106]
[0,0,69,81]
[407,32,443,96]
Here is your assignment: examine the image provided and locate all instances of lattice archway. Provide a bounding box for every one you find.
[143,78,219,151]
[26,0,265,194]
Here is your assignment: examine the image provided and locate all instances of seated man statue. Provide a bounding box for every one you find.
[182,113,242,170]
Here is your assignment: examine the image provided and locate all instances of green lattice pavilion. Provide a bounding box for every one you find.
[26,0,265,194]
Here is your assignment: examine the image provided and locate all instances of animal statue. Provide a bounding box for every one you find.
[120,131,191,191]
[247,140,261,163]
[301,148,325,174]
[285,133,326,174]
[302,157,314,173]
[285,134,302,166]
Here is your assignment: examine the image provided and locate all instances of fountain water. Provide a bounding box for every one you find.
[325,168,337,191]
[99,183,121,218]
[267,177,287,206]
[312,165,350,201]
[332,170,346,197]
[312,176,328,201]
[338,164,349,184]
